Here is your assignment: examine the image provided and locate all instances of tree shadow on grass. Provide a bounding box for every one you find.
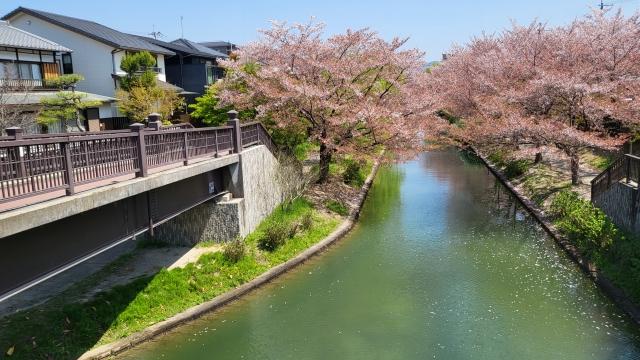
[0,240,201,360]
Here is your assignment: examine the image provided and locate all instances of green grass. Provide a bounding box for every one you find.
[0,198,340,360]
[549,190,640,303]
[587,154,616,171]
[294,141,319,161]
[325,200,349,216]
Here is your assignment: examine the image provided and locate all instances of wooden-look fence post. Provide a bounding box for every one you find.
[627,155,631,184]
[5,127,26,178]
[227,110,242,154]
[62,141,75,195]
[130,123,148,177]
[183,131,189,166]
[147,113,161,131]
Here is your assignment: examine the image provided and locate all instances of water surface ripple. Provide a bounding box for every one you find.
[121,150,640,359]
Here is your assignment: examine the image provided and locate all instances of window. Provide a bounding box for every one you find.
[61,53,73,74]
[17,63,42,80]
[206,66,213,85]
[0,63,19,79]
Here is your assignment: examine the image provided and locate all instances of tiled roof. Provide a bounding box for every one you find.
[3,91,115,105]
[0,20,71,52]
[199,41,234,48]
[171,38,228,58]
[132,35,219,59]
[1,7,175,56]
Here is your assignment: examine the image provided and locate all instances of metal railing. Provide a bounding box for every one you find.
[591,154,640,201]
[0,111,280,205]
[0,78,62,90]
[240,121,279,154]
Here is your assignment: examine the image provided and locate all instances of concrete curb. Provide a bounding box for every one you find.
[473,148,640,325]
[79,159,382,360]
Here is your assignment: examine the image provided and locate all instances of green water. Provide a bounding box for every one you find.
[121,150,640,359]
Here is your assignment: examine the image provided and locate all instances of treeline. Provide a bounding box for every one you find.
[426,8,640,184]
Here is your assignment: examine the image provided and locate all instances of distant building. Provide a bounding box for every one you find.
[199,41,237,56]
[2,7,175,121]
[0,19,115,133]
[133,35,227,102]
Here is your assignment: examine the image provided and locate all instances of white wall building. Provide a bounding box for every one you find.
[2,7,175,119]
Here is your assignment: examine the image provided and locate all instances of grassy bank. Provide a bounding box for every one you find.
[549,190,640,303]
[484,149,640,307]
[1,199,341,359]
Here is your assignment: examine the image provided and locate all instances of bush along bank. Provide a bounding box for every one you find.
[474,148,640,324]
[0,157,381,360]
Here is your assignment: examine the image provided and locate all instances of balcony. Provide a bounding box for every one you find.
[136,66,163,74]
[0,78,62,91]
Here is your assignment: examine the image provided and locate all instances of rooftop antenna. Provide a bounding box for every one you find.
[599,0,612,9]
[180,15,184,38]
[149,25,163,40]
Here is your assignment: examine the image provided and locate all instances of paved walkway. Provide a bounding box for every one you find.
[0,240,221,319]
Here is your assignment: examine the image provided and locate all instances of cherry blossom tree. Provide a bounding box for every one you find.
[217,17,433,182]
[428,8,640,185]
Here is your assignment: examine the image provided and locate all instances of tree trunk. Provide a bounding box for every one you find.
[570,152,580,185]
[558,144,581,185]
[534,152,543,164]
[318,142,332,183]
[76,110,86,132]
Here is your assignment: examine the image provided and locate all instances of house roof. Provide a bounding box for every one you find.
[199,41,236,48]
[3,91,115,105]
[0,20,72,52]
[1,7,175,56]
[132,35,219,59]
[171,38,228,58]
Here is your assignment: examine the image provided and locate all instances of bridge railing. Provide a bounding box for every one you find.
[591,154,640,201]
[0,111,273,205]
[240,121,279,154]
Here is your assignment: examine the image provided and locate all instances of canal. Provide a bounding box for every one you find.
[121,149,640,359]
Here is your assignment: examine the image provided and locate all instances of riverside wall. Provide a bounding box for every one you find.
[593,182,640,237]
[153,145,283,245]
[474,148,640,325]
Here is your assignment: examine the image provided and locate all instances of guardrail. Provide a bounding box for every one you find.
[0,111,276,205]
[591,154,640,201]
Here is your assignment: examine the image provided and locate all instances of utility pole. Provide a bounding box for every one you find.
[180,16,184,38]
[149,25,163,40]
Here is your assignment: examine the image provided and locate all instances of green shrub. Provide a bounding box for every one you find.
[326,200,349,216]
[588,155,615,171]
[342,158,363,184]
[487,150,509,166]
[504,159,532,179]
[257,220,294,251]
[223,236,246,263]
[301,212,313,230]
[549,190,618,249]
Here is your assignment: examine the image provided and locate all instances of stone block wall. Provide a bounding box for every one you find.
[152,199,244,245]
[593,181,639,236]
[152,145,283,245]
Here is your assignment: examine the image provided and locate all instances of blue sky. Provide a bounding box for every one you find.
[1,0,638,62]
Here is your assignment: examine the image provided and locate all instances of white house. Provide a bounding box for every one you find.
[0,19,116,133]
[2,7,175,121]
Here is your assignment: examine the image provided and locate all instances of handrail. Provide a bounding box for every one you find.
[0,118,257,205]
[591,154,640,201]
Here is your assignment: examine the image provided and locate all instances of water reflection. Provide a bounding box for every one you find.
[121,149,640,360]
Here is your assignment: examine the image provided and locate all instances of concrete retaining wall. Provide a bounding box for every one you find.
[152,199,244,245]
[151,145,283,245]
[593,182,640,236]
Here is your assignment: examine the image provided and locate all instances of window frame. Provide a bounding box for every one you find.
[61,53,73,74]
